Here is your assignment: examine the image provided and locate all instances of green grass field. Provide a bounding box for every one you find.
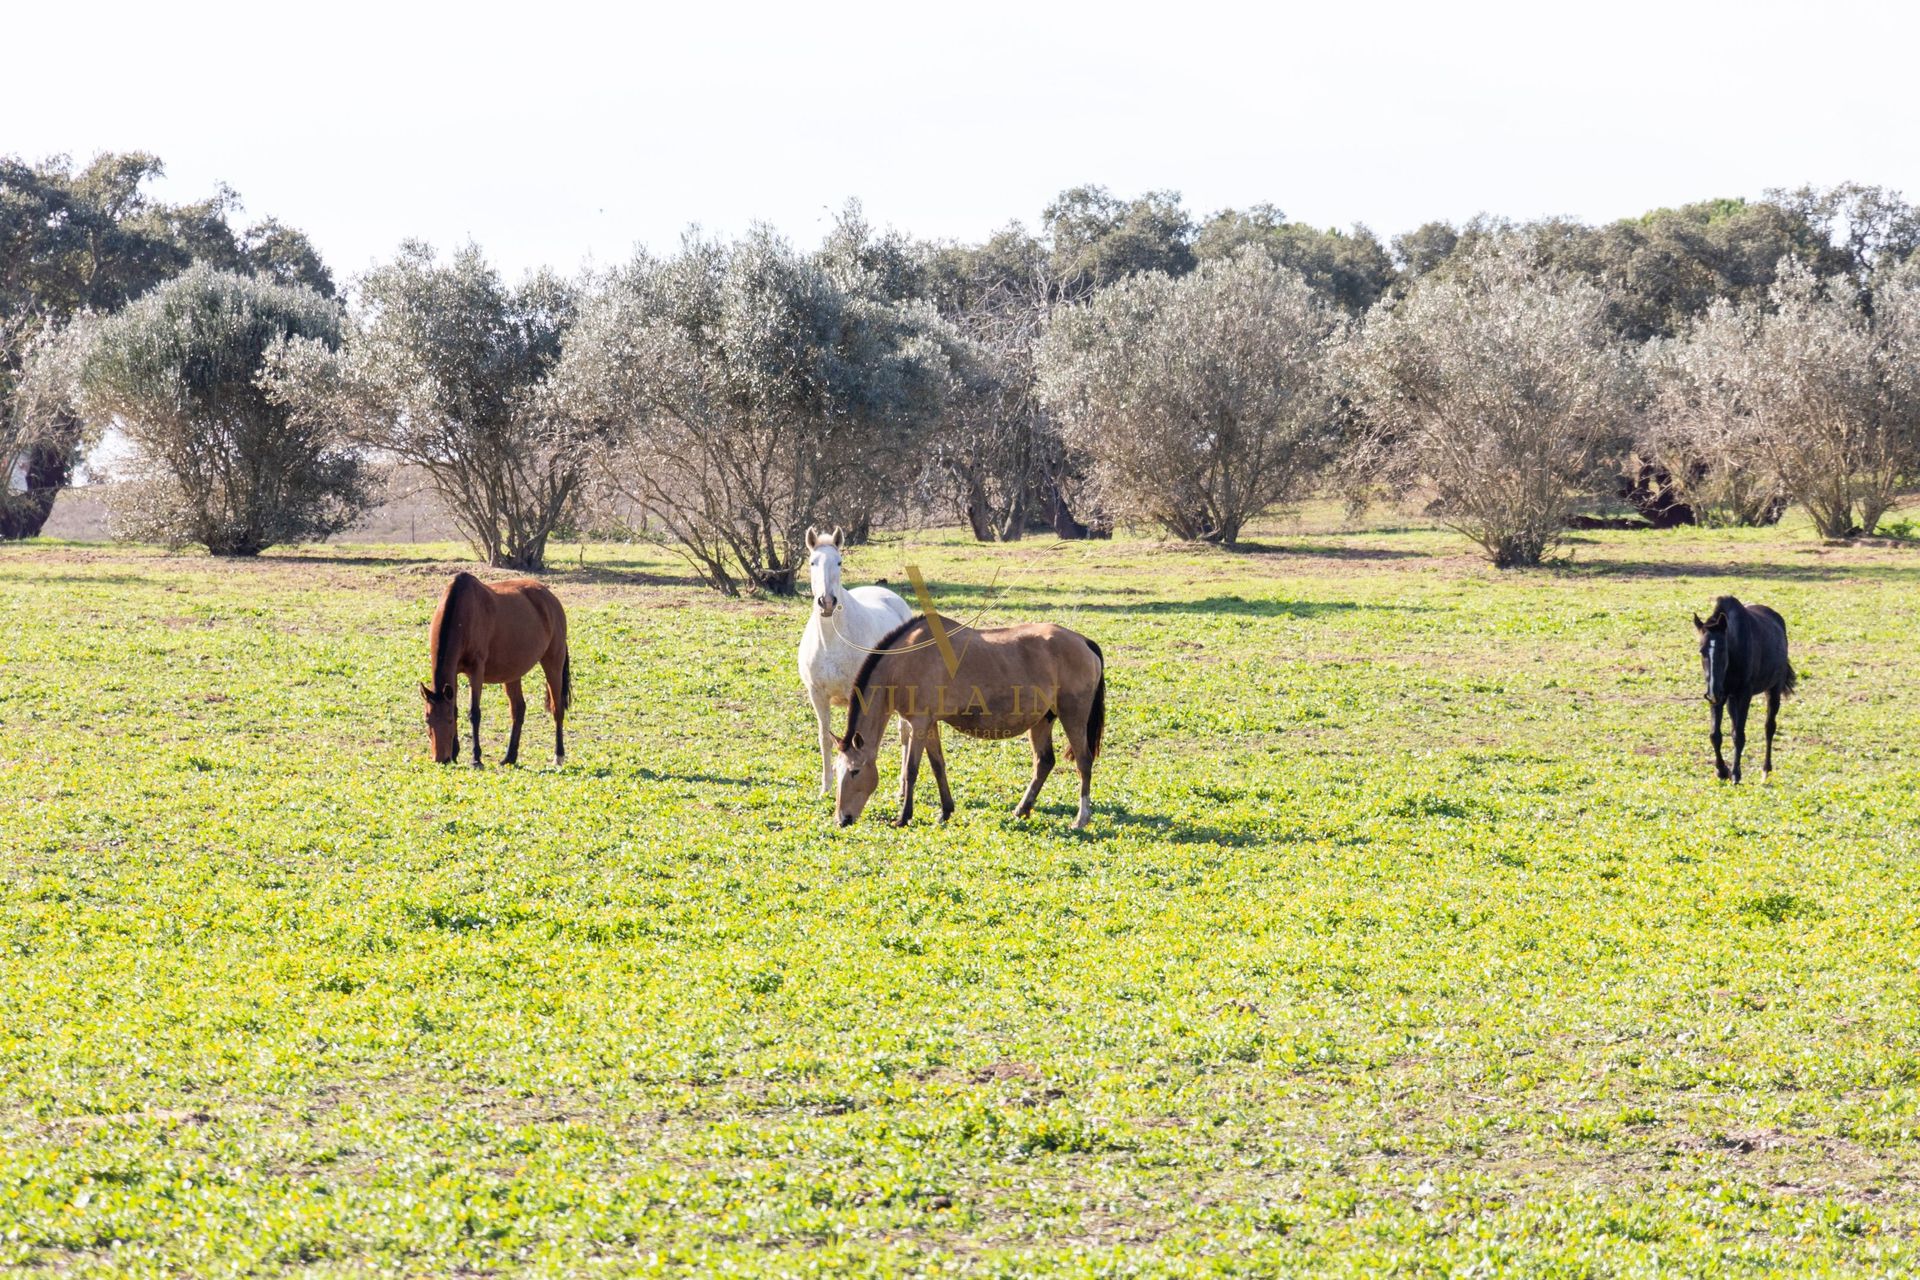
[4,514,1920,1277]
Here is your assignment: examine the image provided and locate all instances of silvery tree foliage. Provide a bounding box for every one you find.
[65,265,368,555]
[1037,248,1343,547]
[1646,258,1920,538]
[274,242,595,571]
[1343,240,1638,567]
[1639,305,1789,528]
[556,227,949,596]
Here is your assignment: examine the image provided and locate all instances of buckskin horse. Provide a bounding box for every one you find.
[421,572,571,767]
[833,613,1106,829]
[1693,596,1794,783]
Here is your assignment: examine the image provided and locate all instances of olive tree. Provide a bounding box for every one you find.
[556,228,949,595]
[1343,241,1638,567]
[1646,259,1920,538]
[280,242,594,570]
[64,266,368,554]
[1037,249,1342,547]
[1,152,333,537]
[1640,306,1790,527]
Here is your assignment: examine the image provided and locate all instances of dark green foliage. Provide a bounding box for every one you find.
[1196,205,1397,312]
[73,266,367,555]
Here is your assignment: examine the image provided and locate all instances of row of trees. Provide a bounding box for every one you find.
[6,158,1919,579]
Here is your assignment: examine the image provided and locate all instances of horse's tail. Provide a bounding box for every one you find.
[562,650,573,711]
[1085,639,1105,762]
[1779,658,1797,699]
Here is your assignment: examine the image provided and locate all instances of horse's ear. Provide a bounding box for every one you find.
[850,730,864,751]
[420,682,434,702]
[1693,613,1705,632]
[831,526,844,547]
[441,682,455,699]
[805,526,819,549]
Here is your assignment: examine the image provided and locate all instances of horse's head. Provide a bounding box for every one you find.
[1694,610,1729,703]
[805,525,847,618]
[420,682,459,763]
[833,727,879,826]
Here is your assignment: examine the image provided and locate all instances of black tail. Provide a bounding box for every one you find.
[562,651,573,711]
[1779,659,1796,698]
[1085,639,1105,762]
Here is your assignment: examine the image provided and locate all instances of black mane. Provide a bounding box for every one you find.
[432,571,480,692]
[845,614,926,741]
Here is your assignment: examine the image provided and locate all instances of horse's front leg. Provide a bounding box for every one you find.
[809,685,836,797]
[895,718,927,827]
[1729,695,1751,785]
[924,723,955,823]
[1709,699,1728,781]
[468,676,484,768]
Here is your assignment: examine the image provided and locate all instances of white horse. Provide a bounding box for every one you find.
[797,526,914,795]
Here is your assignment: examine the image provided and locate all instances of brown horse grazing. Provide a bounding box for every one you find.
[421,572,571,767]
[834,614,1106,829]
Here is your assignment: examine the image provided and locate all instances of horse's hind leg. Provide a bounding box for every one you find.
[468,676,484,768]
[1729,696,1751,785]
[1015,720,1055,819]
[502,679,527,766]
[1764,688,1781,779]
[924,723,955,823]
[540,649,567,766]
[1060,709,1095,830]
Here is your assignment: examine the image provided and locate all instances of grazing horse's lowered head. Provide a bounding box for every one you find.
[420,681,460,763]
[833,727,881,826]
[805,525,849,618]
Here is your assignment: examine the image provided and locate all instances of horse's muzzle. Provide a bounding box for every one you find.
[837,812,855,828]
[816,595,838,617]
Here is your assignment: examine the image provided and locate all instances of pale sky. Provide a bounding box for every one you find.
[8,0,1917,282]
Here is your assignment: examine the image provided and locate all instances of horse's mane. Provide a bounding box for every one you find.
[844,614,926,742]
[1706,595,1744,636]
[432,572,479,690]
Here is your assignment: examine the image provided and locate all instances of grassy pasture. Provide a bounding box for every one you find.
[3,514,1920,1277]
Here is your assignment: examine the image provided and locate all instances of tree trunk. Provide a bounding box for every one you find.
[965,481,995,542]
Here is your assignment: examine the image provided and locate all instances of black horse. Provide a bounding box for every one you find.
[1692,596,1796,783]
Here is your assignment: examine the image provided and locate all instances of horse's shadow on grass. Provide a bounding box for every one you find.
[630,765,761,789]
[1030,801,1269,847]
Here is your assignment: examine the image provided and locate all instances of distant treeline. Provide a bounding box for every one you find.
[5,154,1918,577]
